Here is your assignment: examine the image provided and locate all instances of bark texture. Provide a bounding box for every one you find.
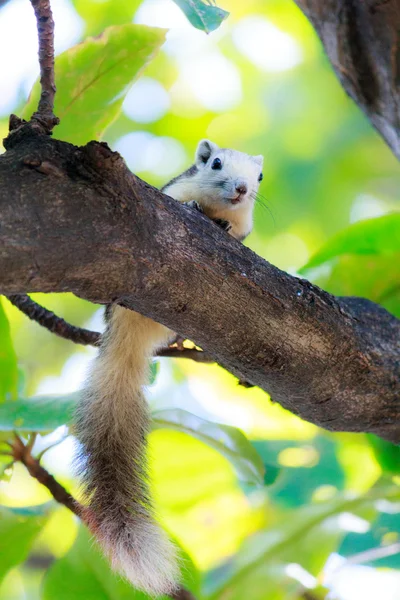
[0,126,399,443]
[294,0,400,158]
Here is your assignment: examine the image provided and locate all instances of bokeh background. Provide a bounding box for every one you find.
[0,0,399,599]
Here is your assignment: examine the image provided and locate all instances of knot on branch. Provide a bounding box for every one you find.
[83,141,125,171]
[31,110,60,133]
[4,115,56,150]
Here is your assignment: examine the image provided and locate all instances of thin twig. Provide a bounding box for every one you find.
[9,434,197,599]
[7,294,101,346]
[29,0,59,132]
[10,434,82,517]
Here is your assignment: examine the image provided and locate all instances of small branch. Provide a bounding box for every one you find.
[7,294,101,346]
[9,434,197,599]
[29,0,59,133]
[10,434,81,517]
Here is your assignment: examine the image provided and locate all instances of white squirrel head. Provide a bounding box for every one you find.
[194,139,264,210]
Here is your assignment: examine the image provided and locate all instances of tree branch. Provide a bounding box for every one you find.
[28,0,59,133]
[10,434,82,517]
[6,293,216,361]
[7,294,102,346]
[0,127,398,443]
[8,434,196,600]
[294,0,400,159]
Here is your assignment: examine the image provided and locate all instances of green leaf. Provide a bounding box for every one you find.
[0,299,18,403]
[152,409,265,487]
[23,24,167,145]
[303,253,400,318]
[367,434,400,475]
[172,0,229,33]
[208,481,400,598]
[0,504,50,584]
[301,213,400,271]
[0,392,78,432]
[43,527,200,600]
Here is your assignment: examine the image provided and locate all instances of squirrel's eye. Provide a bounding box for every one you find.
[211,158,222,170]
[258,172,263,182]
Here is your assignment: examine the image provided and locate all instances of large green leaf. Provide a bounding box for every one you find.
[0,504,50,584]
[301,213,400,271]
[23,24,166,145]
[0,299,18,403]
[304,253,400,318]
[172,0,229,33]
[43,526,200,600]
[152,408,265,487]
[207,481,400,599]
[0,392,78,432]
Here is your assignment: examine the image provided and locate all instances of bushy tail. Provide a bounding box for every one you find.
[74,306,178,596]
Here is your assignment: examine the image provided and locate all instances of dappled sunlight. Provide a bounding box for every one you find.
[232,16,303,73]
[0,0,399,598]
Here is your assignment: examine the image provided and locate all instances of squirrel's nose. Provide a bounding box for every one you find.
[235,181,248,195]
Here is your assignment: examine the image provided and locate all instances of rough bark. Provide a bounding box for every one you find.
[294,0,400,158]
[0,125,399,443]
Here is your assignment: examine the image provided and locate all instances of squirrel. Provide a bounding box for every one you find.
[74,139,264,596]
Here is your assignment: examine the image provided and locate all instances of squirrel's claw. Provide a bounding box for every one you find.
[186,200,204,213]
[213,218,232,233]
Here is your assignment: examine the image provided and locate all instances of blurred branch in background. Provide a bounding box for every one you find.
[294,0,400,159]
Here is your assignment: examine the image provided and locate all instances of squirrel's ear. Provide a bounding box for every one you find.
[195,139,219,165]
[253,155,264,167]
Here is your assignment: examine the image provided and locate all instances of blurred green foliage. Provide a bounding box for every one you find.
[0,0,399,599]
[172,0,229,33]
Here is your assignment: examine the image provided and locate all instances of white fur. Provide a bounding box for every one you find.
[101,518,179,596]
[164,139,264,239]
[76,140,264,596]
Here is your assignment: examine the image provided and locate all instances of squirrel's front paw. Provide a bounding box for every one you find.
[213,218,232,233]
[186,200,204,213]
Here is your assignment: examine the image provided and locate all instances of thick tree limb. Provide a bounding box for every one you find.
[0,125,399,443]
[294,0,400,158]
